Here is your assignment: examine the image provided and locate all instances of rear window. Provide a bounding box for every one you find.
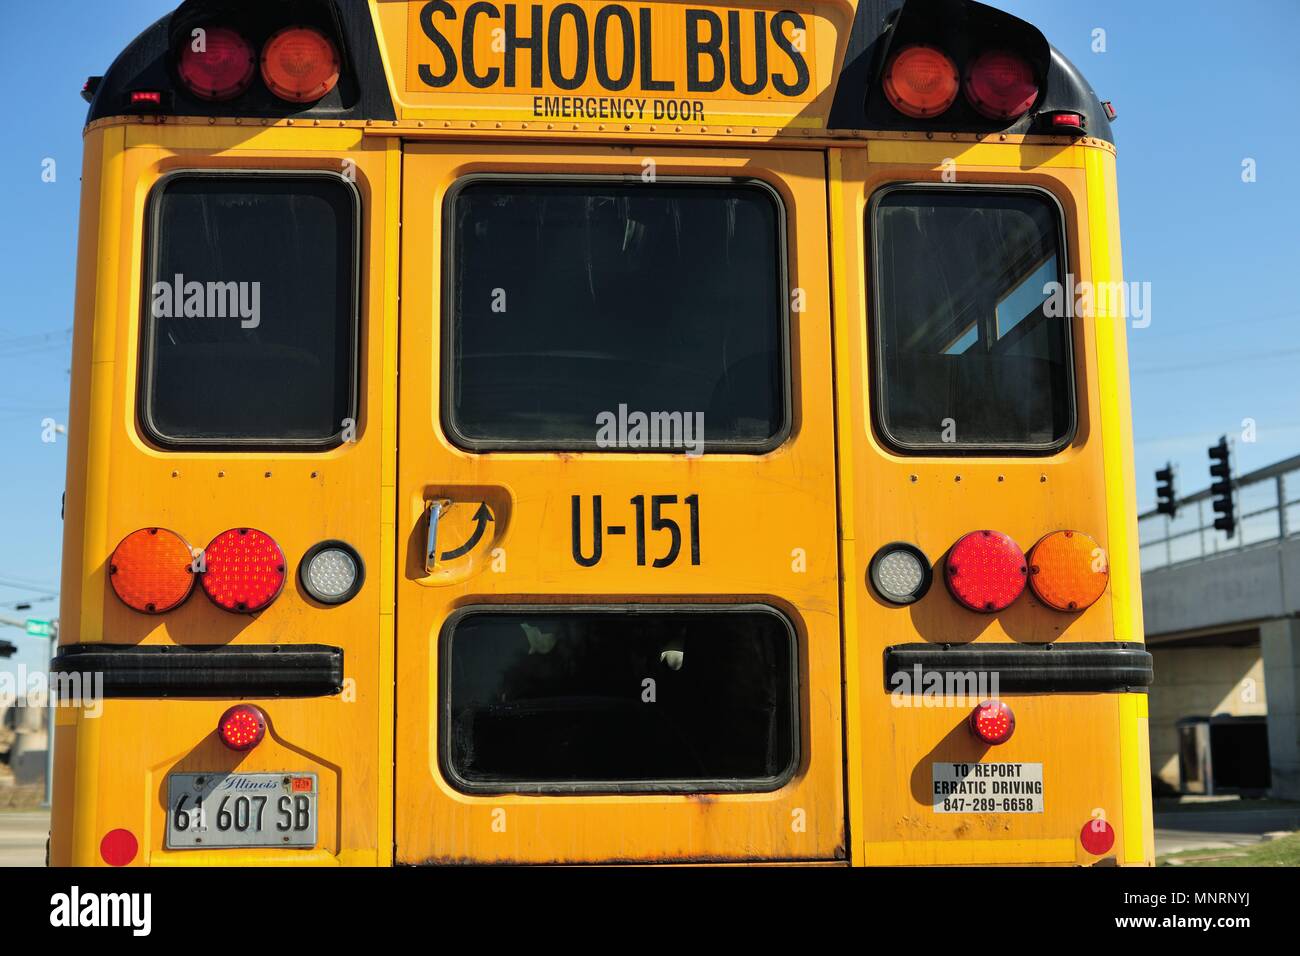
[141,172,360,448]
[443,178,788,453]
[441,606,798,793]
[869,186,1074,451]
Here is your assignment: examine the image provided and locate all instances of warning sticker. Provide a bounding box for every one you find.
[932,762,1044,814]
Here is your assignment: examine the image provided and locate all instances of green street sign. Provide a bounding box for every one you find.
[25,619,55,638]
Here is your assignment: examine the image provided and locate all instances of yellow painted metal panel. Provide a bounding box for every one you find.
[393,143,845,863]
[867,140,1086,169]
[832,143,1148,865]
[52,126,398,866]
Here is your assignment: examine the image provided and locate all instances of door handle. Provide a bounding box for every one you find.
[425,498,452,573]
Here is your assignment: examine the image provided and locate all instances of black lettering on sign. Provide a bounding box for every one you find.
[770,10,810,96]
[418,0,457,88]
[414,2,812,99]
[685,10,725,93]
[594,6,635,91]
[727,10,767,96]
[548,4,589,91]
[505,3,544,88]
[572,493,702,568]
[639,7,674,91]
[464,2,502,89]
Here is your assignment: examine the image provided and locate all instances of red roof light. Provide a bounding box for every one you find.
[964,50,1038,121]
[883,44,960,118]
[177,26,256,102]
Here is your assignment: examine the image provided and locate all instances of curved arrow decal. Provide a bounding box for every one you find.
[440,502,494,561]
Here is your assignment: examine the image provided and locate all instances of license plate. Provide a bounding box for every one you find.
[932,762,1044,814]
[166,772,318,848]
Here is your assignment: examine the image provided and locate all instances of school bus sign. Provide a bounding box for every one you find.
[377,0,846,127]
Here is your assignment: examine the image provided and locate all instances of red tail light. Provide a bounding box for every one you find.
[969,700,1015,745]
[963,50,1038,121]
[944,530,1027,612]
[201,528,286,613]
[883,44,959,118]
[218,704,266,751]
[177,26,256,102]
[261,26,340,104]
[109,528,196,614]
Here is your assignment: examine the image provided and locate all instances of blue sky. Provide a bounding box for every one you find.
[1,1,1297,672]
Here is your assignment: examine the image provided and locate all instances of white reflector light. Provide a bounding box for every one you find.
[868,542,932,605]
[299,541,364,605]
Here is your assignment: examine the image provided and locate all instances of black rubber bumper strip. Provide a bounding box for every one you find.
[883,641,1153,694]
[51,644,344,698]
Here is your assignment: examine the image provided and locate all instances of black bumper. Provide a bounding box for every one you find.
[884,641,1153,694]
[51,643,344,698]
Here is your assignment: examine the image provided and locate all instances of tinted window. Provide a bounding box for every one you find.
[870,187,1073,450]
[445,180,787,452]
[442,607,797,793]
[143,174,359,447]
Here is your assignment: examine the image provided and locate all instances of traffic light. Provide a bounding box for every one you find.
[1208,436,1235,537]
[1155,464,1177,517]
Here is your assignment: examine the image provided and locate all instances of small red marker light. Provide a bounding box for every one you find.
[1080,818,1116,855]
[100,828,139,867]
[1046,111,1086,133]
[130,90,163,106]
[218,704,266,751]
[969,700,1015,745]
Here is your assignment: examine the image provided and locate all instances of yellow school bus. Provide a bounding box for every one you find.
[51,0,1154,866]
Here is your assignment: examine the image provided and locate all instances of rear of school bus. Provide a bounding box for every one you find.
[51,0,1153,866]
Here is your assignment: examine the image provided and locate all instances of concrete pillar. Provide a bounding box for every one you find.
[1261,618,1300,799]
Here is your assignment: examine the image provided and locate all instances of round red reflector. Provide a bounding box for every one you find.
[100,828,139,867]
[109,528,196,614]
[883,44,959,118]
[945,530,1027,612]
[261,26,340,103]
[1080,818,1116,855]
[177,26,256,102]
[964,50,1039,121]
[201,528,286,613]
[969,699,1015,745]
[218,704,267,751]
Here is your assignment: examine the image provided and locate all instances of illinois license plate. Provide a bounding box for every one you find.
[166,772,318,848]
